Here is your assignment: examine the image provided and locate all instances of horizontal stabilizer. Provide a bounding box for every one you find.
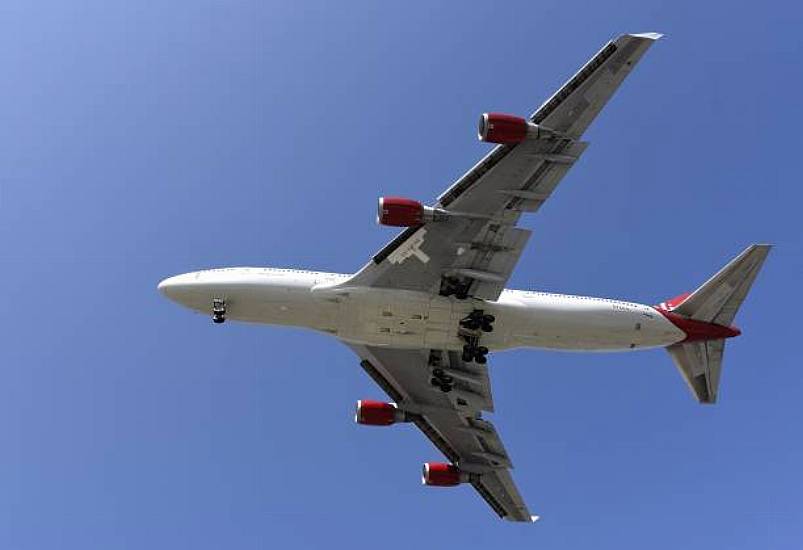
[667,340,725,404]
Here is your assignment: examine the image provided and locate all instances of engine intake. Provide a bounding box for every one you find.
[422,462,466,487]
[478,112,561,144]
[355,400,407,426]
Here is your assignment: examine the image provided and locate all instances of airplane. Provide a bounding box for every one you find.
[157,32,771,522]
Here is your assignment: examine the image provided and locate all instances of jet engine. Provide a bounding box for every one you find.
[355,400,408,426]
[477,112,561,144]
[421,462,466,486]
[377,197,449,227]
[377,197,424,226]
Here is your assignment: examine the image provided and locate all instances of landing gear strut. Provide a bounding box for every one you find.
[212,298,226,324]
[458,309,494,364]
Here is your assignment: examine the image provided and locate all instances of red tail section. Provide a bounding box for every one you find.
[654,305,741,342]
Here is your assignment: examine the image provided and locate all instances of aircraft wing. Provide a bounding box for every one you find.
[348,344,535,522]
[343,33,661,300]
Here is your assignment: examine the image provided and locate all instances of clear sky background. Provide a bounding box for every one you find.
[1,1,801,548]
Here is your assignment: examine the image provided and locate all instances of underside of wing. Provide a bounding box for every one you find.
[349,344,534,522]
[342,33,662,301]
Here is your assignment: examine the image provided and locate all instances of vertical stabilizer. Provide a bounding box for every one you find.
[672,244,772,325]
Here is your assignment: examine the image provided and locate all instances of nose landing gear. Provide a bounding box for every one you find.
[458,309,494,364]
[212,298,226,324]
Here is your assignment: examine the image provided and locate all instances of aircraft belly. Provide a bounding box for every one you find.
[498,296,684,351]
[334,290,470,350]
[204,280,684,352]
[229,289,335,328]
[331,290,685,352]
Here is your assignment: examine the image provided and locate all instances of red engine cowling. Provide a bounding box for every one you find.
[422,462,465,487]
[478,112,529,144]
[377,197,425,227]
[355,400,404,426]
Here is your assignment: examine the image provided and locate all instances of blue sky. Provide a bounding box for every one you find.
[1,1,801,548]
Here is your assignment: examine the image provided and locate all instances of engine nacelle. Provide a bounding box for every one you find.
[355,400,407,426]
[422,462,466,487]
[377,197,449,227]
[377,197,429,227]
[477,112,560,144]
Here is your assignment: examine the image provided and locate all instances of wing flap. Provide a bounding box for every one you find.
[455,227,532,301]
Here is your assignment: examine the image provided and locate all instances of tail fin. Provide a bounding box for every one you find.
[663,244,772,404]
[671,244,772,325]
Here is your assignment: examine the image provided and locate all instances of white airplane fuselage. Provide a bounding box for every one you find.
[158,267,687,352]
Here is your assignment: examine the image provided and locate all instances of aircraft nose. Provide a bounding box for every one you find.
[156,272,211,309]
[157,275,179,297]
[157,274,195,301]
[157,272,210,313]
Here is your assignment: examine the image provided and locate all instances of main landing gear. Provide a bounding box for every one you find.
[428,350,456,393]
[212,298,226,324]
[430,368,454,393]
[459,309,494,364]
[427,310,495,393]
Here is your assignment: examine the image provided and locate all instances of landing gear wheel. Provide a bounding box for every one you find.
[212,298,226,324]
[440,384,453,393]
[431,368,454,386]
[483,314,495,323]
[474,354,487,365]
[481,323,493,333]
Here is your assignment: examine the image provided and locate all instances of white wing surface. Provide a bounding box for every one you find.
[344,33,662,301]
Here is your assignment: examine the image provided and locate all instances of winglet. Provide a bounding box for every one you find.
[629,32,664,40]
[531,515,540,523]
